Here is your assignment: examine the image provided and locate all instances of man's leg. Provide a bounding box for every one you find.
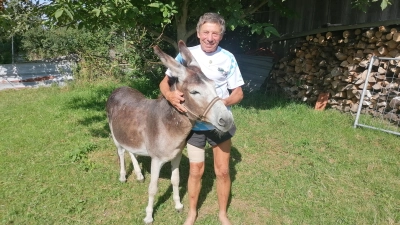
[184,144,205,225]
[212,139,232,225]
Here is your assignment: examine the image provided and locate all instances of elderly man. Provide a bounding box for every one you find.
[159,12,244,225]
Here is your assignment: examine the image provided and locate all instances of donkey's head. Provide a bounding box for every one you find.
[153,40,233,132]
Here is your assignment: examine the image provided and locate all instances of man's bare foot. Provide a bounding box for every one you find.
[219,213,232,225]
[183,210,197,225]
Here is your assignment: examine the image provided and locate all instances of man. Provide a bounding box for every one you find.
[159,12,244,225]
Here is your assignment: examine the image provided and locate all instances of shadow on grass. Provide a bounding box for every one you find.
[238,89,296,110]
[123,145,242,220]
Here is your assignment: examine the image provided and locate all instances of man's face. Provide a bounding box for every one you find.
[197,22,223,53]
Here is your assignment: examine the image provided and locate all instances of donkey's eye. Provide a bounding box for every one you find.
[189,90,200,95]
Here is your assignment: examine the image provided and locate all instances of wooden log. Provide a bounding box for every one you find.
[334,91,347,98]
[343,30,354,39]
[356,41,367,49]
[363,48,374,54]
[372,82,383,90]
[388,49,400,58]
[378,46,388,56]
[368,36,379,43]
[347,64,359,71]
[318,36,326,44]
[393,32,400,42]
[359,59,369,68]
[386,40,398,49]
[331,67,343,77]
[296,49,305,58]
[326,32,333,39]
[386,33,393,40]
[335,52,348,61]
[347,56,354,64]
[340,60,349,67]
[365,29,375,39]
[375,31,383,39]
[379,25,389,33]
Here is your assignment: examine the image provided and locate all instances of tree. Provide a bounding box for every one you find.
[0,0,45,39]
[43,0,289,52]
[352,0,392,12]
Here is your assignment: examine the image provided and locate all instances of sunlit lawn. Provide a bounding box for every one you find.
[1,80,399,224]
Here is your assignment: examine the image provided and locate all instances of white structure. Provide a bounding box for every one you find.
[0,61,74,90]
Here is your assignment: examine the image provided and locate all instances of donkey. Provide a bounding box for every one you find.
[106,40,234,224]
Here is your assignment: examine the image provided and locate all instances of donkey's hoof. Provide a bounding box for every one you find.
[176,208,183,213]
[136,173,145,182]
[143,217,153,224]
[175,204,184,213]
[119,177,127,183]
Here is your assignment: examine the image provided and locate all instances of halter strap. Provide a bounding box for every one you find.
[172,82,220,122]
[182,96,220,122]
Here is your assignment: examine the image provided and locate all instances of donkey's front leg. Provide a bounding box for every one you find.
[171,153,183,212]
[144,158,164,224]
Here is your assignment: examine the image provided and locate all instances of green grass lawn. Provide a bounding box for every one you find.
[1,80,399,225]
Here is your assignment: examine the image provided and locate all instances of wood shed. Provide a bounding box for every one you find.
[256,0,400,115]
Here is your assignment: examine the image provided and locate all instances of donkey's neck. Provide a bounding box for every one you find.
[158,96,194,134]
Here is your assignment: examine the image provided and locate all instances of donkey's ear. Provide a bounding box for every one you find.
[153,45,187,80]
[178,40,201,68]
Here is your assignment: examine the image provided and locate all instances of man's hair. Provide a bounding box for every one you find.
[196,12,226,35]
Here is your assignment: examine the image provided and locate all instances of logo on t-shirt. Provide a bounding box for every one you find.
[218,67,229,77]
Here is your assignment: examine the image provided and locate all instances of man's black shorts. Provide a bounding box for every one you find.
[186,124,236,148]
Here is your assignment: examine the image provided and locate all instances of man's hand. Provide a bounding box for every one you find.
[160,75,187,113]
[166,90,187,113]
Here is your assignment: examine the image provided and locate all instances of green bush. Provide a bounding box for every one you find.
[21,26,171,87]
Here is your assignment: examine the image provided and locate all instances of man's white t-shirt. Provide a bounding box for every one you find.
[166,45,244,131]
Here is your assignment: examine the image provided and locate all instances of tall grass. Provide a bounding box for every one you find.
[1,80,399,225]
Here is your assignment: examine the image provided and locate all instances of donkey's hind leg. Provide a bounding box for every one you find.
[128,152,144,182]
[171,153,184,212]
[116,146,127,182]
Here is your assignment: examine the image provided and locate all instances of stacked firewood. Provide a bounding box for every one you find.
[268,25,400,118]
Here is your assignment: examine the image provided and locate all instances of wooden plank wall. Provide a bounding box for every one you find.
[260,0,400,57]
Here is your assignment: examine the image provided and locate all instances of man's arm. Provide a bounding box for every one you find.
[222,86,244,106]
[159,75,187,112]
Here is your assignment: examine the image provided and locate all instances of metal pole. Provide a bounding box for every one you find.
[353,55,375,128]
[11,35,14,64]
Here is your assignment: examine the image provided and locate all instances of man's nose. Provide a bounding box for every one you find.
[206,33,213,41]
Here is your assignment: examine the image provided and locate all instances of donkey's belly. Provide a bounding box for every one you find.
[145,135,187,161]
[122,144,150,156]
